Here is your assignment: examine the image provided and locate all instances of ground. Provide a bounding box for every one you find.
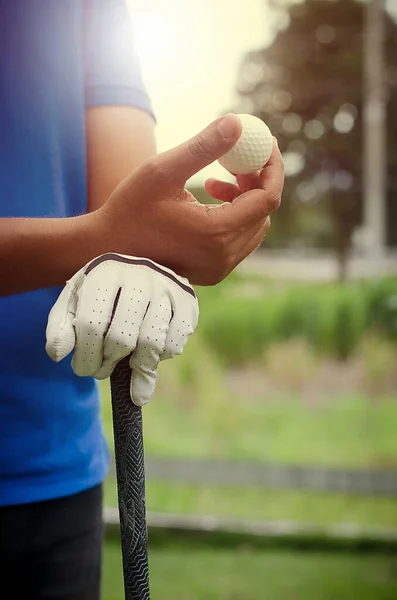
[103,540,397,600]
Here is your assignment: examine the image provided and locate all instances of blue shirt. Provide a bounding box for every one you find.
[0,0,153,506]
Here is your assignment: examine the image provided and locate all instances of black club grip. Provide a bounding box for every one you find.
[110,356,150,600]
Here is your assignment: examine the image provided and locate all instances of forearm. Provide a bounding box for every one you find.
[0,214,102,296]
[1,109,156,297]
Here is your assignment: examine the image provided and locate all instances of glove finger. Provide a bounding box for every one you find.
[72,277,121,377]
[45,283,77,362]
[161,296,199,361]
[94,288,151,380]
[129,295,172,406]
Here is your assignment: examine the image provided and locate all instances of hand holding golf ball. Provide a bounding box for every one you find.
[218,114,274,175]
[95,113,283,286]
[205,114,280,207]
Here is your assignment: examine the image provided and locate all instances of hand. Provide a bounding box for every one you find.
[93,114,284,286]
[45,253,199,406]
[204,139,281,203]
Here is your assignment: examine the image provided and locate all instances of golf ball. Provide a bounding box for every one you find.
[218,114,274,175]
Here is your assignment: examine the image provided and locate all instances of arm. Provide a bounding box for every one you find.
[85,106,156,211]
[0,108,156,297]
[0,213,102,296]
[0,116,284,296]
[0,0,157,297]
[83,0,156,211]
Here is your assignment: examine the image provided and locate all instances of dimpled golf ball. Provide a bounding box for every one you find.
[218,114,273,175]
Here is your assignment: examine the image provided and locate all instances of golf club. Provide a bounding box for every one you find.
[110,354,150,600]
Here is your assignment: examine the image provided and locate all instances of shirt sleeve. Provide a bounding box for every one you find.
[83,0,154,118]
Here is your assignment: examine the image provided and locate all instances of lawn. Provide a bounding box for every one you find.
[100,382,397,468]
[103,540,397,600]
[100,275,397,597]
[104,479,397,528]
[99,274,397,530]
[101,376,397,528]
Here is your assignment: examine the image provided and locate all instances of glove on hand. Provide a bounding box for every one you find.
[46,253,199,406]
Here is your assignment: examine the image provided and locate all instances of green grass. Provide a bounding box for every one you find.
[101,382,397,468]
[102,375,397,528]
[101,274,397,597]
[99,291,397,530]
[103,540,397,600]
[104,479,397,528]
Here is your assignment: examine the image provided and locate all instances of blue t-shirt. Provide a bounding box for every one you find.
[0,0,153,506]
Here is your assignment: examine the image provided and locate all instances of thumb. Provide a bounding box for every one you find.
[45,282,78,362]
[155,114,242,185]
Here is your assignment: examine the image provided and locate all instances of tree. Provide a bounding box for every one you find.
[233,0,397,280]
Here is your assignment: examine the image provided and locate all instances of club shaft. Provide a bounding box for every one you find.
[110,356,150,600]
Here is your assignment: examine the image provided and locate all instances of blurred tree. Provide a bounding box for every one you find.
[233,0,397,280]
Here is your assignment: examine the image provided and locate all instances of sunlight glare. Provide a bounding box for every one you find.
[127,0,269,185]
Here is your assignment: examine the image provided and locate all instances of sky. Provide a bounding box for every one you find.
[127,0,273,185]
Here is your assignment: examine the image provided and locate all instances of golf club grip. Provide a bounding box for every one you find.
[110,356,150,600]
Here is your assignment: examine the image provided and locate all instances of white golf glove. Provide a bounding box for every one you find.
[46,253,199,406]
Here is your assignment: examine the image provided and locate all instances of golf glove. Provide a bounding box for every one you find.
[46,252,199,406]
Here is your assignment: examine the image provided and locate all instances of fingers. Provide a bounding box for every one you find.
[224,140,281,197]
[150,114,242,186]
[206,140,283,229]
[236,172,261,193]
[129,297,172,406]
[205,178,240,203]
[228,142,284,227]
[92,291,149,380]
[161,301,198,361]
[258,140,285,195]
[71,281,122,377]
[205,142,279,205]
[205,170,263,203]
[235,217,271,266]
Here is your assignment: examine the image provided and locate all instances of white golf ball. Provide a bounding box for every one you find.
[218,114,274,175]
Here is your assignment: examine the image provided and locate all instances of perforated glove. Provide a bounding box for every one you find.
[45,253,199,406]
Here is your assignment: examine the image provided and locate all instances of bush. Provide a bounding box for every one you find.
[365,277,397,341]
[196,277,395,366]
[198,296,278,366]
[331,286,367,360]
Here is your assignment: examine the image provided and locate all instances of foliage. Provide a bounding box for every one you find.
[196,276,397,364]
[366,277,397,340]
[233,0,397,254]
[332,285,368,360]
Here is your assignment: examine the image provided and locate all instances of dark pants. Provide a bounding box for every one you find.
[0,484,103,600]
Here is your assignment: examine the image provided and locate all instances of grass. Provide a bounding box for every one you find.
[101,275,397,597]
[101,382,397,468]
[103,540,397,600]
[101,374,397,528]
[104,480,397,528]
[98,273,397,599]
[99,279,397,529]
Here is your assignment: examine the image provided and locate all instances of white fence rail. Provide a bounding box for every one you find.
[109,457,397,496]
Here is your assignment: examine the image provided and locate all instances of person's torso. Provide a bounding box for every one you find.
[0,0,109,505]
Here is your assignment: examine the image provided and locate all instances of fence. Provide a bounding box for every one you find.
[142,458,397,496]
[105,457,397,549]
